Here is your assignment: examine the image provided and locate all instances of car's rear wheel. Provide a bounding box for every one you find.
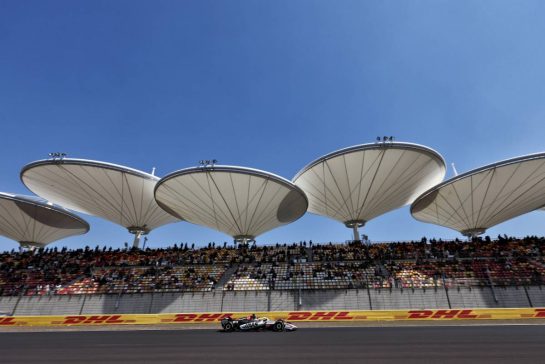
[273,321,285,332]
[224,322,234,332]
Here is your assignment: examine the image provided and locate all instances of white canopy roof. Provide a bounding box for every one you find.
[293,142,446,227]
[21,159,179,234]
[411,152,545,237]
[154,165,308,241]
[0,192,89,247]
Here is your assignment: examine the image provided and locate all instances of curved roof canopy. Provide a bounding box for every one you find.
[293,142,446,228]
[0,192,89,248]
[21,159,179,234]
[155,166,308,241]
[411,152,545,237]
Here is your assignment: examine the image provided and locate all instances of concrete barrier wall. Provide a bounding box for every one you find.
[446,287,497,308]
[14,295,85,315]
[269,291,297,311]
[149,292,184,313]
[178,292,223,312]
[82,294,153,314]
[493,287,531,308]
[8,285,545,315]
[370,288,450,310]
[221,291,270,312]
[527,286,545,307]
[0,296,19,315]
[301,289,371,310]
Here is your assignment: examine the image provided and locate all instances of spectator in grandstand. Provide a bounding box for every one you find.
[1,236,545,296]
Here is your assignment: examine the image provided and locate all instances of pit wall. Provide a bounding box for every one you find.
[1,286,543,316]
[2,308,545,327]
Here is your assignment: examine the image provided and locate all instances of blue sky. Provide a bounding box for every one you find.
[1,1,545,250]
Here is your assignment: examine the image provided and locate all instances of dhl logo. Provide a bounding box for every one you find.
[55,315,133,325]
[0,317,17,325]
[406,309,545,319]
[163,311,355,322]
[163,313,233,322]
[521,309,545,319]
[534,309,545,318]
[406,310,480,319]
[286,311,354,321]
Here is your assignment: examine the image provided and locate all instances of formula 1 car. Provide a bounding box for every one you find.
[221,315,297,332]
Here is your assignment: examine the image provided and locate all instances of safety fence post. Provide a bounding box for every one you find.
[442,274,452,309]
[523,286,533,307]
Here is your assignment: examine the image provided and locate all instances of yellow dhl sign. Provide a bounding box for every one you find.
[1,308,545,326]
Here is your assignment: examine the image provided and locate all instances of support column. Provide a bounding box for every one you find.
[352,225,360,241]
[128,227,149,249]
[344,220,366,242]
[234,235,256,247]
[132,231,143,248]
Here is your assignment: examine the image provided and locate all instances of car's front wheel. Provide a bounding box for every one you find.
[223,322,234,332]
[273,321,285,332]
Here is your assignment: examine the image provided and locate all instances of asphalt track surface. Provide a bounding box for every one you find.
[2,325,545,363]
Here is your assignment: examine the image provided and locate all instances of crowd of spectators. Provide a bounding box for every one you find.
[224,261,381,290]
[58,265,225,294]
[1,235,544,296]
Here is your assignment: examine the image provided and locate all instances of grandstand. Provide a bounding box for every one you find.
[2,237,545,315]
[2,145,545,317]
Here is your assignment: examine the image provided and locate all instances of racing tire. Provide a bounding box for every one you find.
[273,321,285,332]
[223,322,234,332]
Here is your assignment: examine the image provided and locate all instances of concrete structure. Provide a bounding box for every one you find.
[21,158,179,247]
[411,152,545,237]
[2,286,541,315]
[0,192,89,248]
[293,142,446,240]
[155,165,308,244]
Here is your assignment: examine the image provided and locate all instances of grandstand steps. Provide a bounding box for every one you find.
[306,247,313,261]
[375,262,390,278]
[216,265,238,289]
[64,274,90,291]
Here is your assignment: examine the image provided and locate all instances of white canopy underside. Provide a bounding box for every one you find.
[21,161,179,232]
[155,168,307,239]
[412,154,545,234]
[0,194,88,246]
[293,144,446,224]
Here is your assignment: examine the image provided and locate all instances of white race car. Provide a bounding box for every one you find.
[221,315,297,332]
